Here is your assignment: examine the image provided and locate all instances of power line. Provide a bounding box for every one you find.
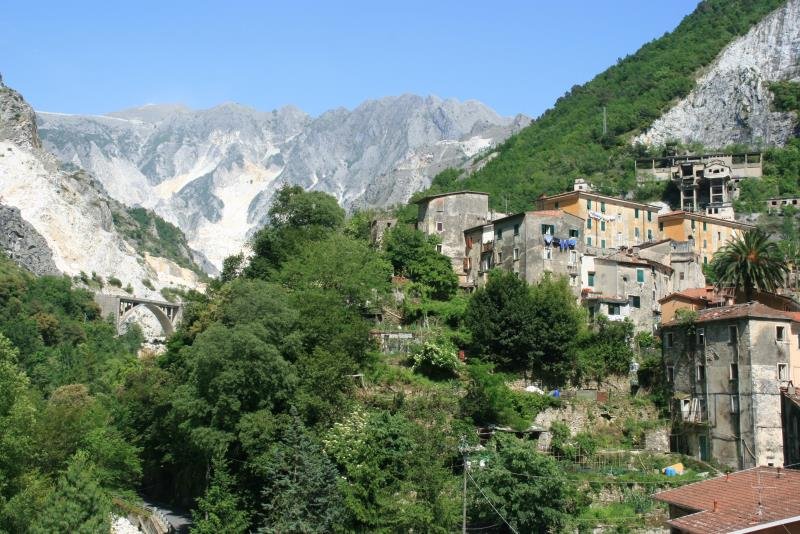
[466,469,519,534]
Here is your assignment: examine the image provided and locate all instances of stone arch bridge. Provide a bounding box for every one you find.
[94,293,183,336]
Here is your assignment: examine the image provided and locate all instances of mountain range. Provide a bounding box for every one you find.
[37,97,528,268]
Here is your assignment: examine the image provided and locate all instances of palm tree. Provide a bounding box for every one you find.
[711,228,789,302]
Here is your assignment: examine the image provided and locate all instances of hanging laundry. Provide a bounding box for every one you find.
[552,237,561,249]
[543,235,553,245]
[567,237,577,249]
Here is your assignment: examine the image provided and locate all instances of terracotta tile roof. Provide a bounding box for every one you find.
[653,466,800,533]
[658,287,731,305]
[661,301,795,327]
[657,210,756,229]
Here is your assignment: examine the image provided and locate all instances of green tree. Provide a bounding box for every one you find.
[383,224,458,300]
[711,228,789,301]
[464,270,536,371]
[468,434,586,533]
[191,455,250,534]
[30,452,111,534]
[254,412,344,532]
[576,316,635,385]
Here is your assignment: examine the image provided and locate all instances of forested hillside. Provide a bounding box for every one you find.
[424,0,790,211]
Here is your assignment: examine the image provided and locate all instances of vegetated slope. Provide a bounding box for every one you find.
[0,77,208,295]
[429,0,789,212]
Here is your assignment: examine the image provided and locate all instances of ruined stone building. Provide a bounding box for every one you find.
[661,302,798,469]
[635,152,762,214]
[462,210,584,292]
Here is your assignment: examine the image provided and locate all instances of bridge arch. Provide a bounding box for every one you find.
[119,302,176,337]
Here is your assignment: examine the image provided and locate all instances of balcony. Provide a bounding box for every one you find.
[481,241,494,253]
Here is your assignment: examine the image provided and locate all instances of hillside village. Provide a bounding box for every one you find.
[367,150,800,530]
[1,0,800,531]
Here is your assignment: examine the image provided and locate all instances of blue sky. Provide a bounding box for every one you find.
[1,1,700,118]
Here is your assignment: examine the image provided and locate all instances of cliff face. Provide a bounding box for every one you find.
[0,78,205,296]
[38,96,526,268]
[635,0,800,148]
[0,204,59,276]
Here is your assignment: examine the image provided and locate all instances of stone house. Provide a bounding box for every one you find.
[415,191,496,285]
[659,288,800,325]
[537,190,661,253]
[582,251,672,331]
[658,210,755,265]
[661,302,799,469]
[780,387,800,469]
[636,239,706,293]
[369,217,397,246]
[462,210,584,292]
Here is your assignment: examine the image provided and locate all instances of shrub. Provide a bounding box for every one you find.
[141,279,155,291]
[409,338,460,379]
[107,277,122,288]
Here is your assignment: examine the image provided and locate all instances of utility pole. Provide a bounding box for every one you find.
[460,435,468,534]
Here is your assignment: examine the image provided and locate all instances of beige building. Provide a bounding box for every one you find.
[662,302,798,469]
[658,211,755,265]
[537,191,661,253]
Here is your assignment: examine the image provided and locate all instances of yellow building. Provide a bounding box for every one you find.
[657,211,754,265]
[537,191,661,252]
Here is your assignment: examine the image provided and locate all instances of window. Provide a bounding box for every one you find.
[703,239,707,249]
[659,222,664,231]
[587,237,592,246]
[436,244,442,253]
[569,229,579,237]
[730,395,739,414]
[587,219,592,229]
[666,366,674,383]
[664,332,673,348]
[588,272,595,287]
[696,328,705,346]
[779,363,789,380]
[513,224,520,236]
[729,325,738,344]
[636,269,644,283]
[570,274,578,286]
[647,229,653,241]
[691,220,696,230]
[679,272,685,280]
[542,248,552,260]
[497,251,503,262]
[696,365,706,382]
[729,363,738,381]
[647,211,652,222]
[703,221,707,231]
[601,239,606,249]
[607,303,620,315]
[541,224,554,235]
[635,227,640,239]
[513,248,519,260]
[554,202,559,209]
[634,208,639,219]
[630,296,641,308]
[600,201,606,213]
[569,250,577,264]
[587,199,592,210]
[703,256,708,265]
[436,221,443,232]
[600,220,606,231]
[777,326,785,342]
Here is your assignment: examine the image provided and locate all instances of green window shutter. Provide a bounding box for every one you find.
[703,221,707,231]
[647,211,652,222]
[588,273,595,286]
[601,220,606,231]
[587,237,592,246]
[634,208,639,218]
[600,201,606,213]
[587,219,592,229]
[601,239,606,249]
[587,199,592,210]
[636,269,644,283]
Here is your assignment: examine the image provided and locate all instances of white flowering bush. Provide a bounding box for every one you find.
[410,339,461,379]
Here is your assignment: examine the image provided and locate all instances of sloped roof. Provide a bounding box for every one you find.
[653,466,800,533]
[661,301,795,327]
[658,287,731,305]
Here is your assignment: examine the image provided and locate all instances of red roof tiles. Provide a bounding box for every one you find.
[653,466,800,533]
[661,301,796,327]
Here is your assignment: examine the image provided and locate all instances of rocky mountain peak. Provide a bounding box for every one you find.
[0,73,42,151]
